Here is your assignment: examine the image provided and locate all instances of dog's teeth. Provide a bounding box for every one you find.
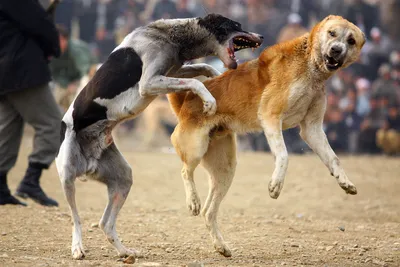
[334,63,338,66]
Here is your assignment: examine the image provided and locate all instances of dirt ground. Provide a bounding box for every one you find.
[0,136,399,267]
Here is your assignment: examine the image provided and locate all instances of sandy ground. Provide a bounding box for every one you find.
[0,136,399,267]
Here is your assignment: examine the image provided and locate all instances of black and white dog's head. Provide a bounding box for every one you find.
[198,14,264,69]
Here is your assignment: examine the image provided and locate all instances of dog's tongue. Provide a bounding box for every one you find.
[227,47,236,60]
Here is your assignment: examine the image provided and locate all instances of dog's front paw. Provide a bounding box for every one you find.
[268,179,283,199]
[335,171,357,195]
[339,180,357,195]
[71,244,85,260]
[203,98,217,116]
[214,242,232,257]
[118,248,142,258]
[187,193,201,216]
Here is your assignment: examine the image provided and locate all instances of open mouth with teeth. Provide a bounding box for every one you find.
[222,32,263,69]
[228,34,262,61]
[324,55,343,71]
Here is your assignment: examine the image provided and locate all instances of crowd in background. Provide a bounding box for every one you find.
[48,0,400,155]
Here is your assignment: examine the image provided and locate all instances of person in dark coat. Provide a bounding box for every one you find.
[325,108,349,153]
[0,0,61,206]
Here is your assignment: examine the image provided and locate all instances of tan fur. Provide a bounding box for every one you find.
[167,16,365,257]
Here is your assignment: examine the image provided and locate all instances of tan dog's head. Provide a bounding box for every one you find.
[310,15,365,73]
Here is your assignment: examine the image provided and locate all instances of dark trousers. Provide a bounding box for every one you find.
[0,84,61,172]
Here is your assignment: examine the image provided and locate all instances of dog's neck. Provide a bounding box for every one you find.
[149,18,217,62]
[305,34,334,82]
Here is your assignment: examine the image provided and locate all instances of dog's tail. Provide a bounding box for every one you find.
[56,121,85,181]
[167,92,187,116]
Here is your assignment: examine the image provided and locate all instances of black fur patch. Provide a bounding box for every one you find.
[72,48,143,132]
[56,120,67,157]
[60,121,66,145]
[198,14,244,44]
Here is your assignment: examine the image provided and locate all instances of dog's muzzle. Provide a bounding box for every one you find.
[325,44,346,71]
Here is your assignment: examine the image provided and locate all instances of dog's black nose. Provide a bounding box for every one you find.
[331,45,342,56]
[259,34,264,39]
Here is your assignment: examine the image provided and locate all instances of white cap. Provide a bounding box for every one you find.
[355,78,371,91]
[370,27,381,38]
[288,13,302,24]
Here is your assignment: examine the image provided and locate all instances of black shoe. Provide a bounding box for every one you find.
[15,162,58,207]
[0,189,27,206]
[15,183,58,207]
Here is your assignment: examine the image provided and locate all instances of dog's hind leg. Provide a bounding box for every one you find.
[60,173,85,259]
[94,143,136,258]
[56,137,86,260]
[200,133,237,257]
[300,97,357,194]
[171,123,210,216]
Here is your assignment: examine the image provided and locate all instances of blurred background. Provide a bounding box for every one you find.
[44,0,400,155]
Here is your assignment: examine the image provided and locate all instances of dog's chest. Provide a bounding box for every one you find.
[282,80,319,129]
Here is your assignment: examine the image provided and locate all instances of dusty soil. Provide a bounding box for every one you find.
[0,137,399,267]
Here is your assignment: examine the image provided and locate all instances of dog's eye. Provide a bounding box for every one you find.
[347,38,356,45]
[328,31,336,37]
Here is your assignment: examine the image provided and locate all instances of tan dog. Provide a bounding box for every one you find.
[167,15,365,257]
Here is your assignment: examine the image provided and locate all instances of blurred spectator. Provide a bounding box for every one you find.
[371,64,399,101]
[94,27,116,62]
[190,0,228,18]
[175,0,194,18]
[326,108,348,152]
[50,25,96,112]
[152,0,178,20]
[54,0,74,31]
[358,96,386,154]
[247,0,282,47]
[342,89,363,153]
[355,78,371,117]
[0,0,61,206]
[115,0,146,44]
[229,0,247,22]
[379,0,400,43]
[280,0,320,28]
[319,0,347,18]
[376,105,400,155]
[363,27,393,80]
[345,0,379,39]
[76,0,98,43]
[277,13,308,43]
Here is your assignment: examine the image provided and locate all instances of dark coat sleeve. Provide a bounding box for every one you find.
[0,0,60,58]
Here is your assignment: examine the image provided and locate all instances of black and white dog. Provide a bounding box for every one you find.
[56,14,263,260]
